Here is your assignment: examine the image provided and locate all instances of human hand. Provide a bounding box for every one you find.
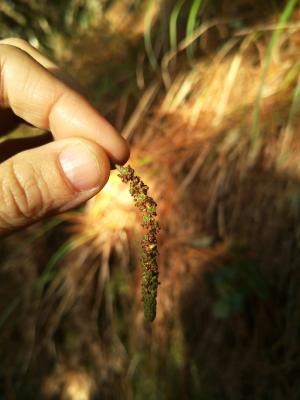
[0,38,129,235]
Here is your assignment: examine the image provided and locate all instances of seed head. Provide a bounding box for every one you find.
[117,164,160,322]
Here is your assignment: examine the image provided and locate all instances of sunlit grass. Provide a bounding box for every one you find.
[251,0,299,142]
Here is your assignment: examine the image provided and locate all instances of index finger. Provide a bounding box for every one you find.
[0,43,129,164]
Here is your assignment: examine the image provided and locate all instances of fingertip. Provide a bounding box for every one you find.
[49,91,130,165]
[117,135,131,165]
[94,117,130,165]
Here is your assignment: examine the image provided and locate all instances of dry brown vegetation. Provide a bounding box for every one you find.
[2,0,300,399]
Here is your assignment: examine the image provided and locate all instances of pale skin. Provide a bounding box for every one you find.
[0,38,130,235]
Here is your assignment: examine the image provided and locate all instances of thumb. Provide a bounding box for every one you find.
[0,138,110,234]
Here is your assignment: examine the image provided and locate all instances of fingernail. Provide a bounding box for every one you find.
[59,143,102,192]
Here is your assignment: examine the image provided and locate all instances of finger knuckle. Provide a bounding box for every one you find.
[0,158,51,224]
[1,37,29,48]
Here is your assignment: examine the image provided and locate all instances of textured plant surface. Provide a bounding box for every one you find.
[117,164,159,321]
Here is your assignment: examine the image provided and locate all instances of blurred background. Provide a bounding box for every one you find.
[1,0,300,398]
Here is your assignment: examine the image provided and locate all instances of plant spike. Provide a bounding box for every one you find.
[116,164,160,322]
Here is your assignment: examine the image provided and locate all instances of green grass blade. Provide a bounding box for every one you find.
[186,0,203,60]
[36,236,87,291]
[288,76,300,123]
[169,0,186,52]
[144,0,158,70]
[28,217,64,242]
[278,74,300,163]
[0,298,20,330]
[251,0,298,142]
[281,61,300,89]
[36,240,74,290]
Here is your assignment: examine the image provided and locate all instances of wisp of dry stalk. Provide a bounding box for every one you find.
[116,164,159,322]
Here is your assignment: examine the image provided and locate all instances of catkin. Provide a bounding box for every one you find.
[117,165,160,322]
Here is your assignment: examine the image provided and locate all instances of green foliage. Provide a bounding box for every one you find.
[207,258,270,319]
[288,75,300,125]
[34,233,89,300]
[144,0,158,70]
[186,0,203,60]
[251,0,299,142]
[169,0,185,52]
